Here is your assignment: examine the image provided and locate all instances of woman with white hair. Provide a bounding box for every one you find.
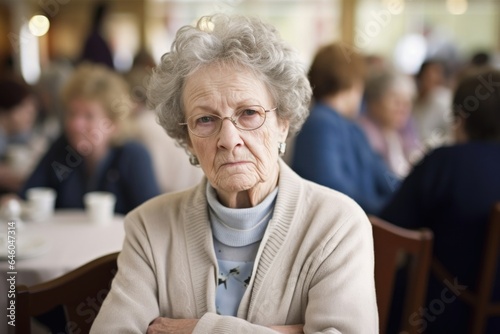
[359,69,421,177]
[92,14,378,333]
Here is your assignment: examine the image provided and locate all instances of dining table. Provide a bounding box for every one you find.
[1,209,125,333]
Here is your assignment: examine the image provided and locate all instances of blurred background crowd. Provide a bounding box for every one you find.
[1,0,498,203]
[0,0,498,208]
[1,1,500,333]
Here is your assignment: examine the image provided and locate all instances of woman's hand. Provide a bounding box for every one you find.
[270,324,304,333]
[147,317,198,334]
[146,317,303,334]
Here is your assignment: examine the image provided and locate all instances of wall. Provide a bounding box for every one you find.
[355,0,500,71]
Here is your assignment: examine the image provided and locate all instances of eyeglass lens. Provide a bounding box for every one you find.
[187,106,267,137]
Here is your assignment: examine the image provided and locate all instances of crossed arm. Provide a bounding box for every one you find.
[146,318,304,334]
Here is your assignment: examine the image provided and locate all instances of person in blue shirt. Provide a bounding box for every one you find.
[20,63,160,215]
[292,43,398,214]
[381,68,500,334]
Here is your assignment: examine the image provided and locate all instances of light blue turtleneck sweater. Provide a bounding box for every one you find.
[206,184,278,316]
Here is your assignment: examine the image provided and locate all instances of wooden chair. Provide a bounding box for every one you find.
[431,202,500,334]
[13,252,119,334]
[369,215,433,334]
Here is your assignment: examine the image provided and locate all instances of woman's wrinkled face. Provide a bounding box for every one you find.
[64,99,116,156]
[183,65,289,195]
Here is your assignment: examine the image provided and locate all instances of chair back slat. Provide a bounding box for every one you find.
[470,203,500,333]
[369,216,433,334]
[14,252,119,334]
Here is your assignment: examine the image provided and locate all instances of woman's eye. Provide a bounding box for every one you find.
[241,108,258,116]
[197,115,215,124]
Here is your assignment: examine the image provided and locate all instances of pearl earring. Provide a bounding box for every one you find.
[189,154,200,166]
[278,142,287,156]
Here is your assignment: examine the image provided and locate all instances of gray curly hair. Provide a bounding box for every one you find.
[148,13,312,150]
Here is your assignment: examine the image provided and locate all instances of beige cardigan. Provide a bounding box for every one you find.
[91,160,378,333]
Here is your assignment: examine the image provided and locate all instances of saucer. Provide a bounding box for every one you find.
[0,233,50,260]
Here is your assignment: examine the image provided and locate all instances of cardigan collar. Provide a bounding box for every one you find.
[181,159,303,316]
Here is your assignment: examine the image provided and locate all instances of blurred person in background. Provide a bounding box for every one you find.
[381,68,500,334]
[292,43,398,215]
[20,63,160,214]
[0,77,46,194]
[470,51,492,68]
[79,1,114,69]
[125,50,204,193]
[413,59,453,150]
[358,69,421,178]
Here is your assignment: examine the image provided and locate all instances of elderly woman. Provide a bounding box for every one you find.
[20,63,160,214]
[358,69,421,177]
[92,14,378,333]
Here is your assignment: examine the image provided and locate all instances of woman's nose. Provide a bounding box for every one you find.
[217,118,243,150]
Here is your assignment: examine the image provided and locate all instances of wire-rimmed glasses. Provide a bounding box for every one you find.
[179,105,277,138]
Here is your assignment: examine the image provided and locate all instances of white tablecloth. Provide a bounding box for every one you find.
[1,209,125,331]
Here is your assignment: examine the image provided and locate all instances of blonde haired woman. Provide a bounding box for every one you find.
[21,63,160,214]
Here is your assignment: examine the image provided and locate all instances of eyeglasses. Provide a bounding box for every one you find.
[179,105,276,138]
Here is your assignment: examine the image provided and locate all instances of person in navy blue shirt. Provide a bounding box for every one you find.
[381,68,500,334]
[20,63,160,215]
[292,43,398,214]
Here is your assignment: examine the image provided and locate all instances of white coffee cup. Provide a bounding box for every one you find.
[26,187,57,222]
[83,192,116,226]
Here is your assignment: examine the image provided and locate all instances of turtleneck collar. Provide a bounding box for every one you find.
[206,183,278,247]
